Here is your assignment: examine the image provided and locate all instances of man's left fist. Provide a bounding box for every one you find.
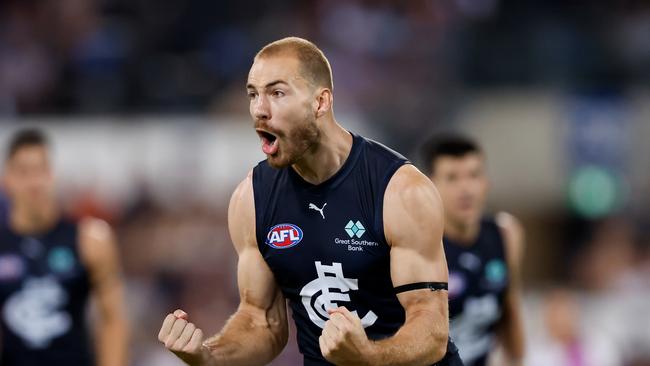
[319,306,374,366]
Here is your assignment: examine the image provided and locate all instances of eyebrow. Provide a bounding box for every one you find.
[246,80,288,90]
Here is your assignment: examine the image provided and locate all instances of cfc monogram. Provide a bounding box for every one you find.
[299,261,377,329]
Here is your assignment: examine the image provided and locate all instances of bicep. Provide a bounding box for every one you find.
[384,165,449,314]
[228,174,286,320]
[384,165,448,288]
[236,247,284,312]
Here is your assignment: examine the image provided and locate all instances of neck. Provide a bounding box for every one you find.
[444,217,481,245]
[291,118,352,185]
[10,201,59,235]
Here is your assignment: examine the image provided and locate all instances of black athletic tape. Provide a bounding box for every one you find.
[394,282,448,294]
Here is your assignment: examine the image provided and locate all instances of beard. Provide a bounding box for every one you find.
[260,110,320,169]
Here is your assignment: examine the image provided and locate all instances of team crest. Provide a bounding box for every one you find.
[266,224,303,249]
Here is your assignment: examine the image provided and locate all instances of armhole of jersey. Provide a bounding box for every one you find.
[374,160,410,247]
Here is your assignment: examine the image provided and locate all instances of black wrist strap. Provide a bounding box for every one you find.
[394,282,448,294]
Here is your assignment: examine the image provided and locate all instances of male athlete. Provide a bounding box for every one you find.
[0,129,128,365]
[158,37,463,365]
[422,135,525,366]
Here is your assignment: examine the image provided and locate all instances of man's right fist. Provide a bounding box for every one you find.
[158,309,207,365]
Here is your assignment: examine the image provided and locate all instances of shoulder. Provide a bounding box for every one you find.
[79,217,115,245]
[386,164,441,207]
[384,165,444,245]
[228,170,256,253]
[230,170,254,209]
[78,217,118,267]
[495,212,525,265]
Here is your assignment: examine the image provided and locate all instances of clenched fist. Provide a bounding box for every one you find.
[158,309,209,365]
[319,307,374,366]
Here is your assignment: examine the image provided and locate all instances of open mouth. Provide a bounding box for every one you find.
[256,129,279,155]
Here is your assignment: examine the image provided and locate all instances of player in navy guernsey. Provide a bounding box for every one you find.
[0,129,128,366]
[421,135,526,366]
[158,37,463,366]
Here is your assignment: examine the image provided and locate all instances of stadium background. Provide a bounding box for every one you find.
[0,0,648,365]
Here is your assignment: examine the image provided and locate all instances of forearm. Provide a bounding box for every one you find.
[96,318,128,366]
[498,313,525,364]
[202,308,287,366]
[368,311,448,366]
[498,294,525,364]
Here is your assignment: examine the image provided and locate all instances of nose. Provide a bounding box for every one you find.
[252,94,271,121]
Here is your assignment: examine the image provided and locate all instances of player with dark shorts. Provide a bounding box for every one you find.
[422,135,525,366]
[158,37,463,365]
[0,129,128,366]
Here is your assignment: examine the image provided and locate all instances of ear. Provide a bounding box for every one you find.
[314,88,333,118]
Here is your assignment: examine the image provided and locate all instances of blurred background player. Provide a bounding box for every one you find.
[422,134,525,366]
[0,128,128,366]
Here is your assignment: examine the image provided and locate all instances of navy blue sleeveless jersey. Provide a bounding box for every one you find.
[444,217,508,366]
[0,219,94,366]
[253,132,462,366]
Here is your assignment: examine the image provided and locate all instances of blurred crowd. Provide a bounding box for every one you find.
[521,217,650,366]
[1,0,650,145]
[1,0,649,365]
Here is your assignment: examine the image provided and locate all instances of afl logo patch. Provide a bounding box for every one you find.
[266,224,303,249]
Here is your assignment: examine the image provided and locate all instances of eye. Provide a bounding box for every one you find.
[272,90,285,97]
[247,91,257,99]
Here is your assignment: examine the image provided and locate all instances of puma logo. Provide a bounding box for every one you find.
[308,203,327,219]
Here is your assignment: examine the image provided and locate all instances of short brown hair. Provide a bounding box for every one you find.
[255,37,333,90]
[6,128,50,161]
[420,134,482,175]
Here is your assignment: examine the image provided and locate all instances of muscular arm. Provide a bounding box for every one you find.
[369,164,450,365]
[160,172,288,366]
[202,172,288,364]
[79,219,128,366]
[494,212,526,365]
